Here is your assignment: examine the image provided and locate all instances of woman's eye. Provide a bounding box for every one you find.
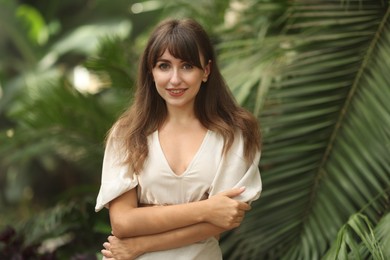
[158,63,170,70]
[182,63,193,70]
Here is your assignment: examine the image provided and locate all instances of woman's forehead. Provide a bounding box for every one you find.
[155,46,205,69]
[157,49,205,63]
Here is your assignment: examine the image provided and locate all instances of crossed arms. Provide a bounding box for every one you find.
[102,186,251,259]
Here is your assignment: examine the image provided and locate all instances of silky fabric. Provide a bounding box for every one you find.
[96,130,262,259]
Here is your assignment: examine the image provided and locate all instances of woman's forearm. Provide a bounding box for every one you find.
[104,223,228,259]
[110,187,248,239]
[128,222,227,254]
[144,223,225,252]
[112,201,210,238]
[109,188,212,238]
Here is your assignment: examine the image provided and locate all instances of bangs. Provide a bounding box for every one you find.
[149,25,204,69]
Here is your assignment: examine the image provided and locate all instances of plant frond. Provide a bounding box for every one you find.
[323,213,385,260]
[220,1,390,259]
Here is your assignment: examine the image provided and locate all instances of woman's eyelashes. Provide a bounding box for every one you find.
[156,62,194,71]
[182,63,193,70]
[157,63,170,71]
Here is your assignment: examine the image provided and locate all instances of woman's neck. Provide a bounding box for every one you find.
[165,105,197,126]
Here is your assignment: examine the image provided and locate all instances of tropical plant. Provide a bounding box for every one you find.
[0,0,159,256]
[0,0,135,211]
[214,0,390,259]
[0,197,107,259]
[1,0,389,259]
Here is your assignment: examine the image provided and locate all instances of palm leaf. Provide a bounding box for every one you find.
[2,75,126,168]
[219,0,390,259]
[323,213,385,260]
[376,212,390,258]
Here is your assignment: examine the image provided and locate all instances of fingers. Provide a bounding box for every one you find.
[238,201,251,211]
[225,214,245,229]
[102,241,114,259]
[221,186,246,198]
[108,235,115,242]
[233,209,247,221]
[103,242,110,250]
[102,249,113,258]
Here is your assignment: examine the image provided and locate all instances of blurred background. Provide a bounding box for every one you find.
[0,0,389,259]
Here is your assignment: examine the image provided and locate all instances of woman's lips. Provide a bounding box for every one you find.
[167,88,187,97]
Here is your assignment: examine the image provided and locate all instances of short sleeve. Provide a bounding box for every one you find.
[209,133,262,203]
[95,136,138,212]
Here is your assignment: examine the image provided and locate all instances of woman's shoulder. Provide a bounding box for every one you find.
[209,129,245,153]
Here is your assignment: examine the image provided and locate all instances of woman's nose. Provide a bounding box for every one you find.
[170,69,182,86]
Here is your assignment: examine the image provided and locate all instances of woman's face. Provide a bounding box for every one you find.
[152,49,210,111]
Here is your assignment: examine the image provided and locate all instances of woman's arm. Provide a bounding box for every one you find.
[109,186,250,238]
[102,222,234,259]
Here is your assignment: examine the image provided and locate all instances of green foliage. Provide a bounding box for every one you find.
[84,36,137,92]
[16,4,50,45]
[0,196,109,258]
[161,0,230,32]
[217,0,390,259]
[324,213,385,260]
[0,75,116,203]
[22,196,109,256]
[0,0,140,254]
[1,0,389,259]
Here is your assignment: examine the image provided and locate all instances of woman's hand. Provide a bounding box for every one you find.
[204,187,251,229]
[102,235,144,260]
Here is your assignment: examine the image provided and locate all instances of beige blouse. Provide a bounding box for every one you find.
[95,130,262,260]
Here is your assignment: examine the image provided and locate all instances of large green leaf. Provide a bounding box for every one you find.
[323,213,385,260]
[219,0,390,259]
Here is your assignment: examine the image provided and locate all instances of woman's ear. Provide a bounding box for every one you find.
[203,60,211,82]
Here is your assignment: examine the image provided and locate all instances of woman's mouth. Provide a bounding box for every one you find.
[167,88,186,96]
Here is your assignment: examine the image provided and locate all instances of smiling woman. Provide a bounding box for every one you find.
[95,18,262,260]
[152,50,210,110]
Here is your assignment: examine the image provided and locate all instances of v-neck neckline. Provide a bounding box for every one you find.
[155,130,210,177]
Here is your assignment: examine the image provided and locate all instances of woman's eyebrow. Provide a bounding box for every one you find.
[156,58,171,63]
[156,59,193,65]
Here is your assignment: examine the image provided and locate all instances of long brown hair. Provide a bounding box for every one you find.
[109,18,261,173]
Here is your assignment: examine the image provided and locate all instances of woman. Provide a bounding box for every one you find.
[95,18,262,259]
